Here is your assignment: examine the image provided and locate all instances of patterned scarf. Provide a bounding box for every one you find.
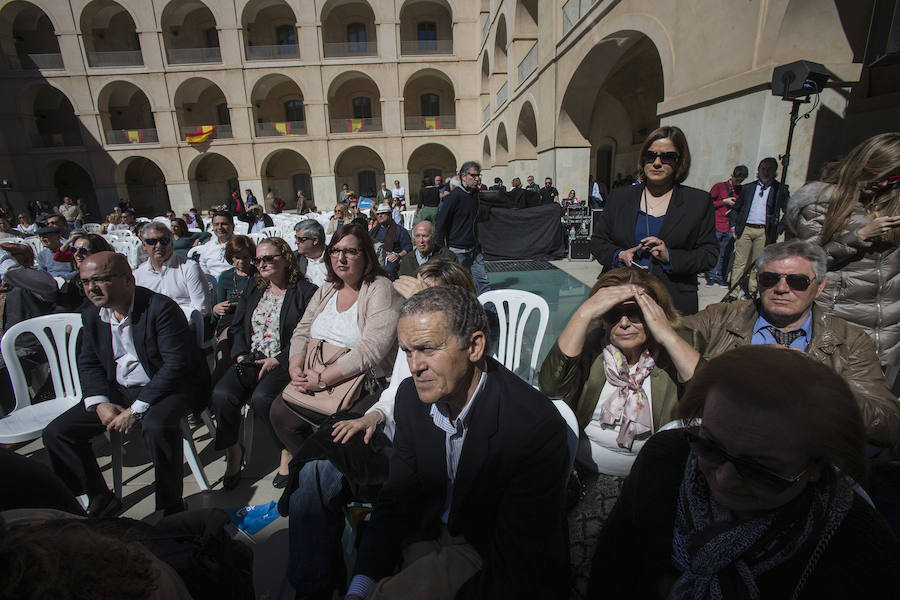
[598,343,655,450]
[670,454,854,600]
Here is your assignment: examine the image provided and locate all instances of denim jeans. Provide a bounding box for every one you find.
[706,231,732,284]
[450,247,491,295]
[288,459,348,593]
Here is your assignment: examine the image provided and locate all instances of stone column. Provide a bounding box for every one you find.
[167,182,194,215]
[312,175,336,209]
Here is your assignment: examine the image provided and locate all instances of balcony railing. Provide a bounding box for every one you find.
[31,130,83,148]
[563,0,601,35]
[404,115,456,131]
[245,44,299,61]
[329,117,382,133]
[255,121,307,137]
[180,124,232,141]
[86,50,143,68]
[10,53,64,70]
[400,39,453,56]
[483,104,490,123]
[496,81,508,106]
[105,128,159,145]
[323,41,377,58]
[517,43,538,84]
[166,47,222,65]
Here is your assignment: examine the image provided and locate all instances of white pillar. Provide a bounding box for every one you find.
[312,175,336,210]
[167,183,193,215]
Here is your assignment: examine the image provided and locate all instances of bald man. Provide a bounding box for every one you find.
[397,220,458,277]
[43,252,209,517]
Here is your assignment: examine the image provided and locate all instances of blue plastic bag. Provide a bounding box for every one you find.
[224,500,281,535]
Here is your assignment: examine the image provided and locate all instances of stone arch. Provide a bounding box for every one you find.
[402,68,457,130]
[493,13,507,74]
[514,100,537,159]
[79,0,140,62]
[333,145,385,201]
[25,84,84,147]
[172,77,231,140]
[480,51,490,95]
[187,152,238,211]
[115,156,170,216]
[250,73,305,134]
[240,0,298,60]
[406,142,457,202]
[160,0,221,65]
[320,0,377,57]
[398,0,453,55]
[52,160,98,218]
[326,71,382,132]
[96,80,155,143]
[0,0,63,68]
[514,0,538,36]
[495,122,509,166]
[482,136,492,168]
[260,148,313,209]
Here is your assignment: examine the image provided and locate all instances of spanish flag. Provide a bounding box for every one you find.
[348,119,364,133]
[51,133,65,146]
[275,122,290,135]
[423,116,440,130]
[186,125,215,144]
[126,130,143,143]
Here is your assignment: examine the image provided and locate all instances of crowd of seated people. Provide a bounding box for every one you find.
[0,135,898,599]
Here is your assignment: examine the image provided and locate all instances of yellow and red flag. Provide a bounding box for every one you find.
[186,125,215,144]
[348,118,364,132]
[423,116,440,130]
[275,122,290,135]
[50,133,65,146]
[126,130,143,143]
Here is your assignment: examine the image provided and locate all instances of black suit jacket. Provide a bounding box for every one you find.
[228,278,318,366]
[731,179,789,242]
[79,286,209,411]
[354,358,570,599]
[237,211,274,229]
[591,183,718,315]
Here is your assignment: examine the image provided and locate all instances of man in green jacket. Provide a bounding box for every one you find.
[397,220,457,277]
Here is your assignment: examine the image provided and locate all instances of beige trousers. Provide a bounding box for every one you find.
[370,527,483,600]
[730,226,767,294]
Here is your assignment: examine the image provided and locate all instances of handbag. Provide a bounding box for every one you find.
[233,351,265,391]
[280,339,368,417]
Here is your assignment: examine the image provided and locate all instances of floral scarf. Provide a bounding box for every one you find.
[598,343,655,450]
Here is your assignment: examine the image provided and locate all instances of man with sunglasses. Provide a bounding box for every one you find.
[728,157,788,296]
[293,219,327,287]
[43,251,209,518]
[134,222,210,317]
[684,239,900,447]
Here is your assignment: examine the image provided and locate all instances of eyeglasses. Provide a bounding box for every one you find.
[252,254,282,265]
[329,247,362,258]
[602,306,643,325]
[642,151,680,166]
[295,236,312,243]
[73,247,92,256]
[79,273,127,287]
[143,237,171,247]
[464,172,482,178]
[683,427,808,493]
[757,272,813,291]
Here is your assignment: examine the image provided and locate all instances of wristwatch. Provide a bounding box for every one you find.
[131,408,145,423]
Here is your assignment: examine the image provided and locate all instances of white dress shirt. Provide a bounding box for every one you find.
[747,182,771,225]
[134,253,210,316]
[83,299,152,414]
[197,237,231,279]
[391,186,406,200]
[304,253,328,288]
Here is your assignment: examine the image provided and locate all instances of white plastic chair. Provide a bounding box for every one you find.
[247,232,268,246]
[478,290,550,385]
[401,210,416,231]
[82,223,102,234]
[552,399,579,469]
[233,221,249,235]
[0,314,83,443]
[260,226,278,237]
[112,239,139,269]
[21,236,43,257]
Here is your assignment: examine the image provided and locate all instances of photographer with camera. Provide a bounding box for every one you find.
[210,237,318,490]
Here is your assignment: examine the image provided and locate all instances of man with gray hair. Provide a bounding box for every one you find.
[397,220,457,277]
[435,161,491,295]
[346,285,569,600]
[293,219,327,287]
[684,239,900,447]
[134,222,210,317]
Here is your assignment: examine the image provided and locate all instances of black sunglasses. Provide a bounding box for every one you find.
[252,253,282,265]
[295,236,312,243]
[683,427,808,493]
[642,150,680,166]
[602,306,643,325]
[143,237,171,247]
[73,247,93,256]
[757,272,813,291]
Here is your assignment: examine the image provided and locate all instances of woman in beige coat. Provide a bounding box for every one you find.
[786,133,900,367]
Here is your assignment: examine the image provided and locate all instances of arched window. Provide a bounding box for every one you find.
[352,97,372,119]
[277,24,296,46]
[284,100,304,122]
[216,103,230,124]
[420,93,439,116]
[347,23,366,52]
[417,22,437,51]
[358,170,376,196]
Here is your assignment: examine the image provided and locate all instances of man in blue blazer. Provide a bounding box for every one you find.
[43,252,209,517]
[345,286,569,600]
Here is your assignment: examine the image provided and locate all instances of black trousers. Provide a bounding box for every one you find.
[210,363,291,451]
[42,385,188,510]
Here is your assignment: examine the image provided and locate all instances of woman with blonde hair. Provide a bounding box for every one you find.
[326,204,348,235]
[786,132,900,366]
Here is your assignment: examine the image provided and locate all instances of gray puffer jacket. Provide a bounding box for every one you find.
[786,181,899,366]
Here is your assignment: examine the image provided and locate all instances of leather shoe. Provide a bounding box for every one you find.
[272,471,290,489]
[87,491,122,518]
[223,444,246,491]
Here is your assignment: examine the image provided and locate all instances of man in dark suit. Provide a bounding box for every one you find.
[729,157,789,296]
[346,286,569,600]
[43,252,208,517]
[292,219,327,287]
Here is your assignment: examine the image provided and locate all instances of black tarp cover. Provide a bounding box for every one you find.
[478,202,566,261]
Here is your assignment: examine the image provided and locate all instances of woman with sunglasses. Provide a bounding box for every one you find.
[269,223,403,487]
[540,265,701,596]
[53,233,113,309]
[786,132,900,367]
[591,126,718,315]
[210,237,318,490]
[589,345,900,598]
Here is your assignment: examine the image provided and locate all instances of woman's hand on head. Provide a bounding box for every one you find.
[634,288,677,346]
[578,284,637,321]
[393,275,427,299]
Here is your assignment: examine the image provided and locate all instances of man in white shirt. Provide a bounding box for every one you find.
[43,252,209,517]
[197,210,235,279]
[391,180,406,206]
[293,220,328,287]
[134,222,210,317]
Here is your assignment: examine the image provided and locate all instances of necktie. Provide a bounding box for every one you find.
[764,326,804,347]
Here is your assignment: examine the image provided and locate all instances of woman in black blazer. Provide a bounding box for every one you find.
[211,237,318,489]
[591,126,718,315]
